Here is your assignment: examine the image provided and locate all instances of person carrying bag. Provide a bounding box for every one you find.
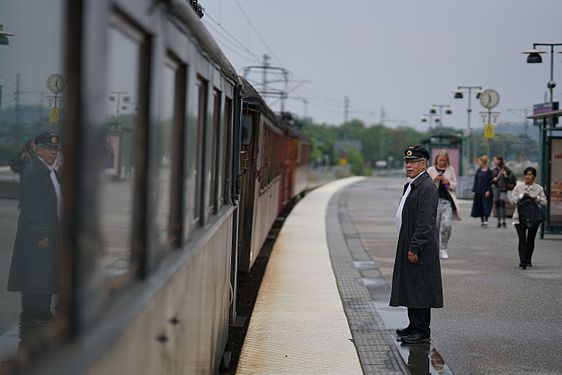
[509,167,547,269]
[517,195,545,228]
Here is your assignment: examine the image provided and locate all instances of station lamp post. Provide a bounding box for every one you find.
[421,110,439,128]
[522,43,562,236]
[522,43,562,105]
[431,104,452,126]
[454,85,482,174]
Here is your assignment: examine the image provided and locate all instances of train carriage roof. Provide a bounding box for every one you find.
[167,0,238,81]
[239,77,310,142]
[240,76,280,125]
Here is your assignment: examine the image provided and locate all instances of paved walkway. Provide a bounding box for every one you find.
[237,177,365,375]
[347,177,562,375]
[238,175,562,374]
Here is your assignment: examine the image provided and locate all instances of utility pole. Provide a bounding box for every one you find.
[243,54,288,113]
[262,54,270,95]
[344,95,349,123]
[380,107,385,125]
[14,73,21,123]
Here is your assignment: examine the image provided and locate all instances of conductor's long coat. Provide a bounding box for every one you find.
[7,158,60,294]
[390,171,443,308]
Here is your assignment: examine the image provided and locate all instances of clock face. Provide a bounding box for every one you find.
[47,74,65,94]
[479,89,500,109]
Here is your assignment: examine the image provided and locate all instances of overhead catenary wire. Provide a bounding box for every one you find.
[232,0,285,68]
[203,12,261,63]
[205,2,389,126]
[203,21,261,63]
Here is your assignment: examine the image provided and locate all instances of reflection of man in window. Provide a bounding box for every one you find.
[7,132,62,341]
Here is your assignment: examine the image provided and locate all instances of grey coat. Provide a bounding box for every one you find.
[390,171,443,308]
[7,158,60,294]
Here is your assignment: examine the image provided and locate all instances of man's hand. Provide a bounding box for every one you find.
[38,238,49,249]
[484,191,490,198]
[407,250,419,263]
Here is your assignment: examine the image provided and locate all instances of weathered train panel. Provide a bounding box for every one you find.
[84,215,233,375]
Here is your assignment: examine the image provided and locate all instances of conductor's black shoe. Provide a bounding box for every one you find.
[396,326,414,337]
[401,332,431,344]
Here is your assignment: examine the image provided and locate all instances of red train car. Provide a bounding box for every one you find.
[236,81,311,273]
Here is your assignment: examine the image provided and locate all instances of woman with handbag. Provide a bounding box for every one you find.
[427,150,461,260]
[491,156,516,228]
[509,167,547,269]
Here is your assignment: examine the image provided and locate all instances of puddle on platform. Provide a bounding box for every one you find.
[372,301,453,374]
[358,277,386,288]
[352,260,376,270]
[396,342,451,375]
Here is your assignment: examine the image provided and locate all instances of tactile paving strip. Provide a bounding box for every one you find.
[326,183,409,375]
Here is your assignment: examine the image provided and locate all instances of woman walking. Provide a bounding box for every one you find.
[491,156,516,228]
[427,150,461,260]
[510,167,546,269]
[471,155,493,226]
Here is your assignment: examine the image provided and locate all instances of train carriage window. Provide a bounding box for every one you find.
[157,58,185,250]
[208,89,221,215]
[222,98,233,206]
[193,77,207,226]
[99,21,144,282]
[0,0,67,363]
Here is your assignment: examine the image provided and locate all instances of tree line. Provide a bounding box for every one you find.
[300,118,539,176]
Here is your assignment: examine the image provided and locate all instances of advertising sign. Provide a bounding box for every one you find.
[484,123,494,139]
[550,137,562,227]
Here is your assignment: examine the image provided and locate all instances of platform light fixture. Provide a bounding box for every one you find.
[522,48,545,64]
[522,43,562,104]
[0,24,14,45]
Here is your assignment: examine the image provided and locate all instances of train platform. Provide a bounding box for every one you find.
[236,176,562,374]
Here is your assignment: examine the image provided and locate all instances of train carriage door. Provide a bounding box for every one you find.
[237,109,257,272]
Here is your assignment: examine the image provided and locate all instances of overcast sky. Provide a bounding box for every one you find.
[201,0,562,130]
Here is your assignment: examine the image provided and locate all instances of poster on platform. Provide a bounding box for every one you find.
[550,137,562,227]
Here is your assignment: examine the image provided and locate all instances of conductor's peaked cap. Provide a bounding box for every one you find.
[403,145,429,160]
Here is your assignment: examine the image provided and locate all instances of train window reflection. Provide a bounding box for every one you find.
[193,77,207,226]
[99,26,140,280]
[222,98,233,206]
[0,0,65,363]
[208,89,221,215]
[158,63,181,249]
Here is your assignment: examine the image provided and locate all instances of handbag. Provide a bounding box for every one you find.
[517,195,545,228]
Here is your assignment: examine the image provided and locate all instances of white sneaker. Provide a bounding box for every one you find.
[440,250,449,260]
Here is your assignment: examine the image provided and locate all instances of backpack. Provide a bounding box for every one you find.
[517,195,544,228]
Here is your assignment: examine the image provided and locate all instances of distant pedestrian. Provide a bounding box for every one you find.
[391,145,443,345]
[10,139,36,176]
[510,167,546,269]
[7,132,62,343]
[471,155,493,227]
[427,150,460,260]
[491,156,516,228]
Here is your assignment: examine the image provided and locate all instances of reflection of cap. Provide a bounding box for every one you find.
[403,145,429,160]
[35,132,60,149]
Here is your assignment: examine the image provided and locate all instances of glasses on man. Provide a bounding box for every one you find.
[404,158,425,165]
